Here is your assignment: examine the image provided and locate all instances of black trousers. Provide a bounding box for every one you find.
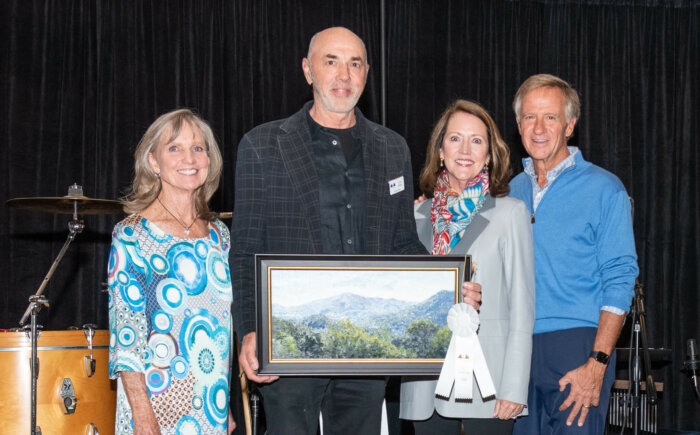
[412,410,515,435]
[258,376,386,435]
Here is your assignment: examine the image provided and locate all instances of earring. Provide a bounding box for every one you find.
[440,157,444,168]
[155,173,160,178]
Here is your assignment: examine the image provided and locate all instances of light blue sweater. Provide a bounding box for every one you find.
[510,152,638,334]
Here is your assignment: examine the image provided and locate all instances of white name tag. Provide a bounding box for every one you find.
[388,176,405,195]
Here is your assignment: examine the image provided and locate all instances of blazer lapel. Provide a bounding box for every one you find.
[418,195,496,255]
[414,200,433,250]
[277,116,323,253]
[449,195,496,255]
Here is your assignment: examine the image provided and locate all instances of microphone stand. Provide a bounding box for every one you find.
[682,338,700,405]
[18,191,84,435]
[626,280,657,435]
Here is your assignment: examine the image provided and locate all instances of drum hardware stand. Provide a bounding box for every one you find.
[622,280,657,435]
[18,184,86,435]
[22,297,47,435]
[83,324,97,377]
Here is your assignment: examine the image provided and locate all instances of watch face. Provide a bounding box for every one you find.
[591,351,609,364]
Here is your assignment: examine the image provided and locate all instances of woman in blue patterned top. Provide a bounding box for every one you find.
[108,109,235,434]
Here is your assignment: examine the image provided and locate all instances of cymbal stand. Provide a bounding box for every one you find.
[625,280,657,435]
[18,188,85,435]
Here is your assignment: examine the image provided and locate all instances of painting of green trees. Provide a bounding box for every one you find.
[271,314,452,359]
[268,268,458,360]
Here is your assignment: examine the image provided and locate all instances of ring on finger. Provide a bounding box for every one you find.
[582,404,591,408]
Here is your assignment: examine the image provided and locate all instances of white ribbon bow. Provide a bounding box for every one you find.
[435,303,496,402]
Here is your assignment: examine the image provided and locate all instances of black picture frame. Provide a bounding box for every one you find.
[255,254,471,375]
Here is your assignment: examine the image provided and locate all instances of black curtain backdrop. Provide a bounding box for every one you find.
[2,0,698,431]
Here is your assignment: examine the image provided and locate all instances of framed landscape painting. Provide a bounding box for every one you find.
[255,254,470,375]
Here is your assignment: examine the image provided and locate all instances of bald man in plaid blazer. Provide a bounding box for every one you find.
[230,27,426,435]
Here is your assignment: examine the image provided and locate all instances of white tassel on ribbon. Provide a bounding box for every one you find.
[435,303,496,402]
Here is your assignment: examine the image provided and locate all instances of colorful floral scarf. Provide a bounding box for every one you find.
[431,168,489,255]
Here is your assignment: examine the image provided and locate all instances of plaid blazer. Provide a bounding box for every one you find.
[230,102,426,337]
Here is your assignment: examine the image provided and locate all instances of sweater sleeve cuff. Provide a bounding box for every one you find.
[601,305,626,315]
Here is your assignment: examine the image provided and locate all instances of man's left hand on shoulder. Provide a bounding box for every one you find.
[558,356,607,427]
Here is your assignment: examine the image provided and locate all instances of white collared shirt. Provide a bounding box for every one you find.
[522,146,579,212]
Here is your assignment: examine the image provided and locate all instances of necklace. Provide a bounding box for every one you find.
[157,197,196,235]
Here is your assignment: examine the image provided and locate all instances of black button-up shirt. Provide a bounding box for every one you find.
[307,112,367,255]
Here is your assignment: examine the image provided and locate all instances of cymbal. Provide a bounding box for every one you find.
[6,195,124,215]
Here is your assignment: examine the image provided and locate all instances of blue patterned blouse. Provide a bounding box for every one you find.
[108,215,233,434]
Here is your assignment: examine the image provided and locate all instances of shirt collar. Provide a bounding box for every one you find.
[305,103,364,141]
[523,146,580,185]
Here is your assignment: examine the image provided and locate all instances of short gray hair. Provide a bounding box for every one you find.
[513,74,581,123]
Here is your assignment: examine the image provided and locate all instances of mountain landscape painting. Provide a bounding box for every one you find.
[268,268,458,360]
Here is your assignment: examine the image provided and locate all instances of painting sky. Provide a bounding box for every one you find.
[270,268,456,307]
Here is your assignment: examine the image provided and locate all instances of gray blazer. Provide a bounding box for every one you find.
[400,195,535,420]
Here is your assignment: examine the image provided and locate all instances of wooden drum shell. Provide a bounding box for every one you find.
[0,330,116,435]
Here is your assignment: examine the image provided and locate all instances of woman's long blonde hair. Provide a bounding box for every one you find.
[122,109,222,219]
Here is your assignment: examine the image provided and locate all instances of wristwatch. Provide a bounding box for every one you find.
[589,350,610,365]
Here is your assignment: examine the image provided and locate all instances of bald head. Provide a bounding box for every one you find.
[307,27,367,66]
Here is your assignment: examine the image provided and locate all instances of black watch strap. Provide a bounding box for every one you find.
[589,350,610,365]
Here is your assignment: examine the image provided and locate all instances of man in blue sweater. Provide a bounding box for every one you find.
[507,74,639,434]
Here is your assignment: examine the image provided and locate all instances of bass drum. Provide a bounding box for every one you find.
[0,329,116,435]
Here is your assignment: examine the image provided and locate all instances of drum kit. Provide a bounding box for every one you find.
[3,183,124,435]
[4,183,235,435]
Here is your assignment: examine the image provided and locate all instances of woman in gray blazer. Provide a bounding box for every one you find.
[400,100,535,435]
